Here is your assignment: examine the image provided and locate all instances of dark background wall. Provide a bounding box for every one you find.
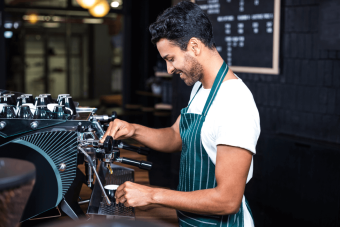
[231,0,340,226]
[0,0,6,89]
[123,0,172,106]
[170,0,340,226]
[240,0,340,226]
[122,0,175,188]
[88,24,112,99]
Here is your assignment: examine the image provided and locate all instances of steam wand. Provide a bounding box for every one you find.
[78,144,112,206]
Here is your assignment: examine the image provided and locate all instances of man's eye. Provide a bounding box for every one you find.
[169,59,174,62]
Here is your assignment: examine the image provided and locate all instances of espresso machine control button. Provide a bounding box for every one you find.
[30,121,39,129]
[0,121,6,130]
[59,163,66,172]
[0,121,7,130]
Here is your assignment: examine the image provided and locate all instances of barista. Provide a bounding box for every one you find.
[100,2,260,226]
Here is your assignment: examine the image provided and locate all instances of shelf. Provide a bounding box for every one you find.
[155,71,172,77]
[155,103,172,110]
[100,94,122,106]
[122,110,143,116]
[154,112,171,117]
[135,90,161,98]
[125,104,171,113]
[25,54,81,57]
[141,107,155,112]
[125,104,142,110]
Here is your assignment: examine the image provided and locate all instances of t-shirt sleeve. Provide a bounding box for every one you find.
[214,85,260,155]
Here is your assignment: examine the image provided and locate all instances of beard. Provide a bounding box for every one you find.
[180,54,203,86]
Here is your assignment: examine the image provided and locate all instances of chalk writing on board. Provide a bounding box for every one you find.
[195,0,280,75]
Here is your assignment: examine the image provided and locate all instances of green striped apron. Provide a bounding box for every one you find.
[177,62,253,227]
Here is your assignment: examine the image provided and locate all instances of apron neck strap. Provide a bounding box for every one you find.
[201,62,229,116]
[187,84,203,108]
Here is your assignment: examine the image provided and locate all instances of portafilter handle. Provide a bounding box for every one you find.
[117,141,151,156]
[115,157,152,170]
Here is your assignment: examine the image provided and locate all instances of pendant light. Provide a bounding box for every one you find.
[28,14,38,24]
[76,0,99,9]
[88,0,110,18]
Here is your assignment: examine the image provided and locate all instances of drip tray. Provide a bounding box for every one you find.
[98,201,135,218]
[87,163,135,219]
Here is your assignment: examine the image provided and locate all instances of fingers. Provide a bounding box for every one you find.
[124,201,131,207]
[99,121,114,143]
[114,126,129,140]
[115,187,129,206]
[115,182,134,207]
[99,119,123,143]
[115,183,126,201]
[99,119,136,143]
[118,197,127,205]
[99,126,111,143]
[108,120,121,139]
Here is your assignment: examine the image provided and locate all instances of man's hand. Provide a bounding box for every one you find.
[115,181,154,207]
[99,119,136,143]
[112,145,252,215]
[99,116,182,153]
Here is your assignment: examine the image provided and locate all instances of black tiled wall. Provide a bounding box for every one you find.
[236,0,340,226]
[239,0,340,143]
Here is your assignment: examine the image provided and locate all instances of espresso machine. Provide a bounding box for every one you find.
[0,90,152,222]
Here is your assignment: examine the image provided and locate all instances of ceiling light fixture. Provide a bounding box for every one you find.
[111,1,119,8]
[28,14,38,24]
[4,23,12,29]
[89,0,110,17]
[4,31,13,39]
[76,0,99,9]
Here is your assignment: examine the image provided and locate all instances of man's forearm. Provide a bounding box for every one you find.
[131,124,182,153]
[150,187,241,216]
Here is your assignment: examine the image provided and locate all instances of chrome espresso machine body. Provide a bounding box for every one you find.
[0,90,152,221]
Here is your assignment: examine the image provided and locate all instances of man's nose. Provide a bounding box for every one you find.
[166,62,175,74]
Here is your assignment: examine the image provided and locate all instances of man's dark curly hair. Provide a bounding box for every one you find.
[149,1,215,51]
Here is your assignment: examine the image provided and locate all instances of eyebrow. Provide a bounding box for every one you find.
[162,54,169,60]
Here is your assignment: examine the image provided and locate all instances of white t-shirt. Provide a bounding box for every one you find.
[187,75,260,183]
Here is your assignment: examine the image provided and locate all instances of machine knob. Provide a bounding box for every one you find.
[0,121,6,130]
[77,122,85,133]
[103,136,114,154]
[59,163,66,172]
[30,121,39,129]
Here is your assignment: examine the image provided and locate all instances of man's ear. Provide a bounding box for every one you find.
[187,38,202,56]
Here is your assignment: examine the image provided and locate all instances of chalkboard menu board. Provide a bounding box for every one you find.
[194,0,280,74]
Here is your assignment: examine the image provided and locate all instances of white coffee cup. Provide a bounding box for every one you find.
[0,103,6,114]
[57,94,70,103]
[47,103,59,112]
